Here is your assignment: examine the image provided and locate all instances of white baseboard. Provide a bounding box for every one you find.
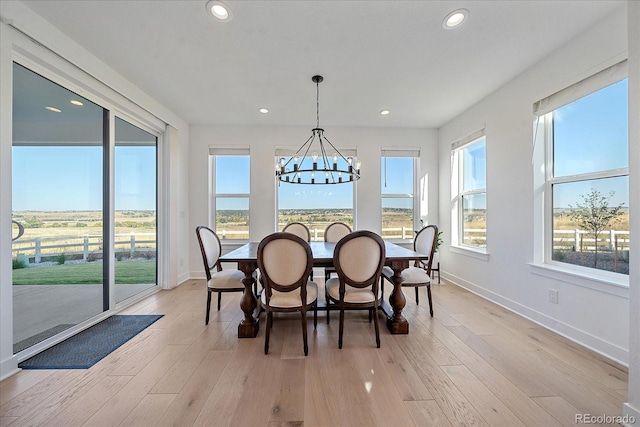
[441,272,629,367]
[623,403,639,426]
[176,272,190,286]
[1,356,20,381]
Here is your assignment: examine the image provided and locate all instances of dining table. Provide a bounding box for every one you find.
[220,240,428,338]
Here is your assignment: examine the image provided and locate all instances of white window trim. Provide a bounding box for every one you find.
[209,147,250,243]
[532,62,629,289]
[451,131,487,254]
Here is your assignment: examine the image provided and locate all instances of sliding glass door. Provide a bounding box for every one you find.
[11,62,160,354]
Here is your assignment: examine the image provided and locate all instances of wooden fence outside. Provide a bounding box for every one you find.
[12,228,630,263]
[12,233,156,263]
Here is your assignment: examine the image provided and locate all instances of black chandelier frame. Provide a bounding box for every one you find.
[276,75,361,185]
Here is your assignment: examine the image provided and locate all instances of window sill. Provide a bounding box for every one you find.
[528,262,629,297]
[450,245,489,261]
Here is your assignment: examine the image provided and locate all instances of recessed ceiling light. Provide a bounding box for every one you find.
[206,0,232,22]
[259,108,269,114]
[70,100,83,106]
[443,9,468,29]
[380,110,390,116]
[45,106,61,113]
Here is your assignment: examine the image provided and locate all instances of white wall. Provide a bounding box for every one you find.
[438,7,631,364]
[0,2,190,379]
[188,125,438,277]
[624,1,640,423]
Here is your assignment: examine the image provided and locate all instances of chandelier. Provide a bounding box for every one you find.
[276,75,361,185]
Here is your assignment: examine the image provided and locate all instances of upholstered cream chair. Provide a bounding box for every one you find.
[283,222,311,241]
[283,222,313,280]
[381,224,438,316]
[325,230,385,349]
[196,226,246,324]
[323,222,352,281]
[258,232,318,356]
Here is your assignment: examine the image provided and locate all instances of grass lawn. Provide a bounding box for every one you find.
[12,261,156,285]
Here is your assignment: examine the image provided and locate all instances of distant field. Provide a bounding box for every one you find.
[12,210,155,239]
[213,208,415,239]
[553,208,630,231]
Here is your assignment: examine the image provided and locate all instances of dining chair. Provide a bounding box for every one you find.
[283,222,313,280]
[195,226,246,324]
[258,232,318,356]
[325,230,385,349]
[381,224,438,316]
[323,222,352,281]
[283,222,311,241]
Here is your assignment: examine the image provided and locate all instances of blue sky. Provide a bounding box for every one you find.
[12,145,156,211]
[552,78,628,208]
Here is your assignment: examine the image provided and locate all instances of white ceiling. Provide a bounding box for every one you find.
[19,0,625,129]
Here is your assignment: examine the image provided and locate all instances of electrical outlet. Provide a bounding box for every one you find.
[548,289,558,304]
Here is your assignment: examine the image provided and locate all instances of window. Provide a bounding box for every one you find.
[451,131,487,250]
[535,62,629,276]
[210,148,250,240]
[381,148,419,241]
[276,148,355,240]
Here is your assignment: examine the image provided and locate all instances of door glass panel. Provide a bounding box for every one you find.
[12,63,105,353]
[114,117,157,303]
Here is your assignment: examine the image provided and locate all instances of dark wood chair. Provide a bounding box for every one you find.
[258,232,318,356]
[195,226,246,324]
[323,222,352,281]
[381,224,438,316]
[325,230,385,349]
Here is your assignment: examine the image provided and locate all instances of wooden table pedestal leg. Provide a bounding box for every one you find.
[384,260,409,334]
[237,261,259,338]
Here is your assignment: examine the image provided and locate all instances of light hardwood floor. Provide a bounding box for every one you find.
[1,277,628,426]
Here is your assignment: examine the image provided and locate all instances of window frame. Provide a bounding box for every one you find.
[380,148,420,242]
[532,60,629,289]
[451,131,488,255]
[209,147,251,242]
